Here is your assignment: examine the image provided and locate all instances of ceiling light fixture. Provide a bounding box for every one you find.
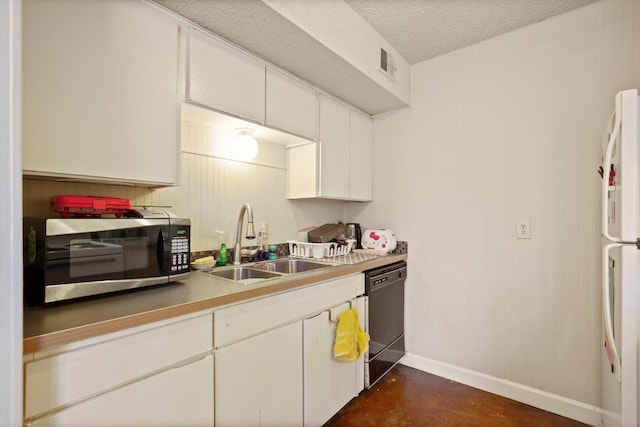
[234,128,259,161]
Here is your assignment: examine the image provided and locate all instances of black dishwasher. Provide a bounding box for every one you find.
[364,261,406,388]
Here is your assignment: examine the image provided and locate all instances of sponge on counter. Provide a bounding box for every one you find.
[333,308,369,361]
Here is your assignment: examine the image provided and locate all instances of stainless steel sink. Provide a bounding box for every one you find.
[202,258,333,285]
[252,259,333,274]
[204,267,282,283]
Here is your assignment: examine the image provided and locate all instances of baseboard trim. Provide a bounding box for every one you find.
[400,353,602,426]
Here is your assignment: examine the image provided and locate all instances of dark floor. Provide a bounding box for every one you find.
[324,364,589,427]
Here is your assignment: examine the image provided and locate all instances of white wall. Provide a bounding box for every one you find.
[346,0,639,411]
[0,0,22,425]
[23,119,345,252]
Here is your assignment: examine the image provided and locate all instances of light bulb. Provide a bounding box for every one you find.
[234,128,259,161]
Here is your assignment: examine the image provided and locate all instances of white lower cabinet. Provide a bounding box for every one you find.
[214,321,304,427]
[303,297,365,427]
[213,274,365,426]
[24,275,367,427]
[28,355,214,427]
[24,313,214,427]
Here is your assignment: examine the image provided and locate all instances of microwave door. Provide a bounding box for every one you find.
[43,240,127,303]
[69,240,124,278]
[42,222,172,302]
[99,223,170,278]
[45,240,126,285]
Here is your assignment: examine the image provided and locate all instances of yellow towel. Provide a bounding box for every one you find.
[333,308,369,361]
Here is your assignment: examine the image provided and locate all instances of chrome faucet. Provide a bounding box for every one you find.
[233,203,256,265]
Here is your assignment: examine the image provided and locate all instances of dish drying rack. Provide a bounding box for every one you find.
[287,239,355,259]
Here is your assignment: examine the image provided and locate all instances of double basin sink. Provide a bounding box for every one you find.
[201,258,335,285]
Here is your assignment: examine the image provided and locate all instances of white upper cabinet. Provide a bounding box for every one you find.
[265,67,318,141]
[185,26,375,200]
[287,95,373,201]
[287,142,318,199]
[349,109,373,201]
[22,0,181,186]
[320,95,351,199]
[188,28,266,124]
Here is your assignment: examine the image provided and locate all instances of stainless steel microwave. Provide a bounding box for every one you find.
[23,215,190,305]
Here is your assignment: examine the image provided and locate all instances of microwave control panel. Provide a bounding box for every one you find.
[170,227,190,273]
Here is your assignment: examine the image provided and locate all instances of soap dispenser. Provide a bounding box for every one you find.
[217,243,227,266]
[258,222,270,260]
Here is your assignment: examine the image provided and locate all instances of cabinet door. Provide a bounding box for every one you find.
[319,95,350,198]
[266,67,317,140]
[349,110,373,201]
[188,28,265,124]
[25,314,213,419]
[214,273,364,348]
[215,321,303,426]
[22,0,180,186]
[303,300,362,426]
[287,143,318,199]
[29,355,214,427]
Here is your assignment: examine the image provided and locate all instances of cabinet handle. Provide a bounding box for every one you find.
[602,243,621,383]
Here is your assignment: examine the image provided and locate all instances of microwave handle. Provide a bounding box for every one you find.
[46,257,122,267]
[157,230,166,271]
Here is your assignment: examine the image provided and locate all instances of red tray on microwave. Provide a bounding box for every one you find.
[51,195,132,218]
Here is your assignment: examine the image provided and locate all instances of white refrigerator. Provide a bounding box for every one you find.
[600,89,640,427]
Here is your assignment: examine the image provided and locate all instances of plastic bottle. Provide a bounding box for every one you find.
[216,243,227,266]
[268,245,278,260]
[256,236,267,260]
[260,222,269,246]
[258,222,270,260]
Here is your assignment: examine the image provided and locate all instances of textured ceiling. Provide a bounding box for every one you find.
[154,0,601,114]
[344,0,601,64]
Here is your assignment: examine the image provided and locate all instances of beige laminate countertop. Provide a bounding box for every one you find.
[23,253,407,354]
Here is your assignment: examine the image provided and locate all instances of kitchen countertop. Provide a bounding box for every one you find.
[23,253,407,354]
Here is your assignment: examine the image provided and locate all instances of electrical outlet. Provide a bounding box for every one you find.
[516,220,531,239]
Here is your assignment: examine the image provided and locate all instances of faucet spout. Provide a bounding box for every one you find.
[233,203,256,265]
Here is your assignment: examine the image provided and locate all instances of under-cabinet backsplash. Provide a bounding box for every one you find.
[23,120,345,251]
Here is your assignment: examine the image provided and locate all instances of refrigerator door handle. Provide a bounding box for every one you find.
[602,94,624,243]
[603,243,622,383]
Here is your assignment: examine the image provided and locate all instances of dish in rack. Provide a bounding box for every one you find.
[287,239,355,259]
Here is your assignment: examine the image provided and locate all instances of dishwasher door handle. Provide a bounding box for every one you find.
[369,277,404,293]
